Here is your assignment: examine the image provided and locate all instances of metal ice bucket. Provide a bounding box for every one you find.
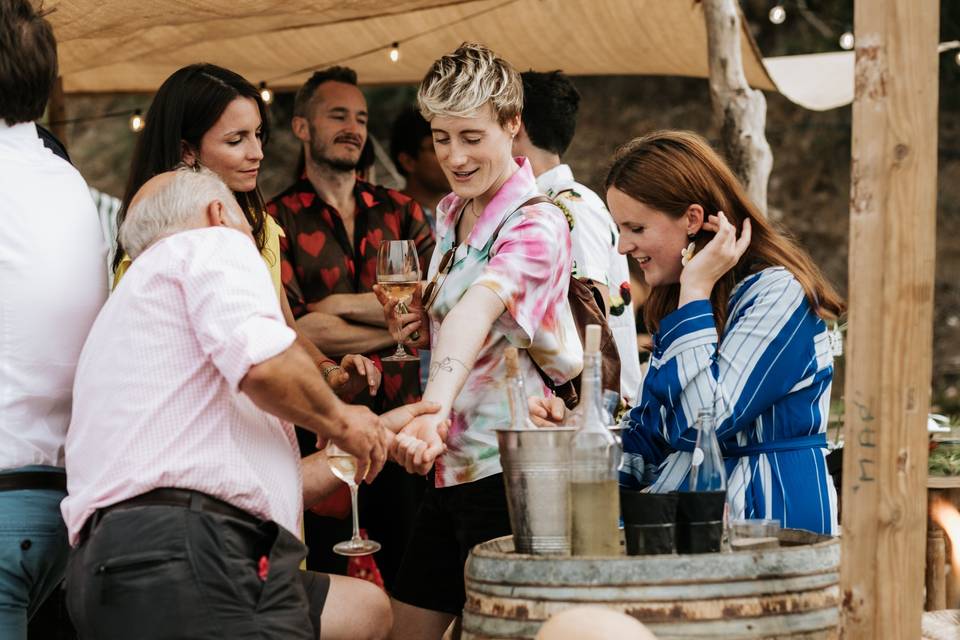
[495,427,577,555]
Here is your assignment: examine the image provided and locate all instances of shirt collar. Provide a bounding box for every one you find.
[535,163,575,196]
[0,121,46,152]
[436,157,539,250]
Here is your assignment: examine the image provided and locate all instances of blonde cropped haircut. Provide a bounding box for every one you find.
[417,42,523,126]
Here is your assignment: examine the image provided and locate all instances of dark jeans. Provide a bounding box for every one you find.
[0,474,69,640]
[65,496,319,640]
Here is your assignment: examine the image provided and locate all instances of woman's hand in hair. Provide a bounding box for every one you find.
[679,212,751,307]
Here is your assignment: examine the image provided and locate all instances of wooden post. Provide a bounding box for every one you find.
[47,76,67,147]
[927,525,947,611]
[839,0,940,637]
[702,0,773,214]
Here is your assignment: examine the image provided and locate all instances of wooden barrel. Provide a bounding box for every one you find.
[463,529,839,639]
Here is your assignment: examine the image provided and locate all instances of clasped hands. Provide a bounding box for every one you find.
[323,400,449,484]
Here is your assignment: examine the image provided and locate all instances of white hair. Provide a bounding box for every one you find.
[119,166,242,259]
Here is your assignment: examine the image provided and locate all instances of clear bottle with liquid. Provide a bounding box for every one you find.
[504,347,537,430]
[688,409,726,492]
[569,325,622,556]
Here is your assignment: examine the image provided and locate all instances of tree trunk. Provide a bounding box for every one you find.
[702,0,773,216]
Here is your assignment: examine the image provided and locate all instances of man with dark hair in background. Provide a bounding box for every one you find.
[389,106,449,229]
[0,1,108,636]
[389,106,450,391]
[513,70,642,403]
[268,67,434,587]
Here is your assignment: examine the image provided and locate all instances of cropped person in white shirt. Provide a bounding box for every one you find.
[0,2,108,637]
[512,70,642,403]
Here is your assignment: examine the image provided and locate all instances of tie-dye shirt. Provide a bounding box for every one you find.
[428,158,583,487]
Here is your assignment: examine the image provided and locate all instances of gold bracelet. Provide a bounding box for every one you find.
[321,365,342,380]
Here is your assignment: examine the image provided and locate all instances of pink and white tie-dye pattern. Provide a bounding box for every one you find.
[427,158,582,487]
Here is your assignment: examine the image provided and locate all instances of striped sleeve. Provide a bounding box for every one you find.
[642,269,821,448]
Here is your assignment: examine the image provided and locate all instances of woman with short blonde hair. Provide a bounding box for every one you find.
[375,43,581,639]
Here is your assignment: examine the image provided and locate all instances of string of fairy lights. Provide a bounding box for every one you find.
[47,3,960,135]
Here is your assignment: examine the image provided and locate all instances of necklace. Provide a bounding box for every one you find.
[468,199,481,217]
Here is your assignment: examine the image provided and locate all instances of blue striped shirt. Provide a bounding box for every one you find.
[620,267,838,534]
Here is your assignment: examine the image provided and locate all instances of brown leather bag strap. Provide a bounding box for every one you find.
[488,196,554,248]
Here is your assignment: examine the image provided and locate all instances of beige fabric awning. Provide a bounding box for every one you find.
[40,0,778,94]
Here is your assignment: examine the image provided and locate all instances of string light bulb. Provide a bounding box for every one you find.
[839,31,855,50]
[389,42,400,63]
[768,5,786,25]
[258,82,274,105]
[128,109,145,133]
[955,51,960,67]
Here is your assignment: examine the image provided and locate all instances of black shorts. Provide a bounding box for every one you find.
[390,472,512,616]
[66,498,330,639]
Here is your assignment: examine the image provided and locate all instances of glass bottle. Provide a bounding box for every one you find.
[569,325,622,556]
[688,409,726,492]
[504,347,537,430]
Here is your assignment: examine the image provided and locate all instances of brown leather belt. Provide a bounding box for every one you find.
[0,471,67,493]
[78,488,260,544]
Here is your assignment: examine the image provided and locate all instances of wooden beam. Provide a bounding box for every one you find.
[839,0,940,637]
[702,0,773,215]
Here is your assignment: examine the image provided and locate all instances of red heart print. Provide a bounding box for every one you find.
[299,192,315,209]
[361,191,378,208]
[366,228,383,252]
[298,231,326,257]
[382,373,403,399]
[320,266,341,291]
[281,193,303,213]
[383,212,401,239]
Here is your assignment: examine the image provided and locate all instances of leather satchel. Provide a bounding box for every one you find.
[490,196,621,409]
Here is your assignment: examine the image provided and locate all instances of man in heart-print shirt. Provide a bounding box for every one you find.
[267,66,434,589]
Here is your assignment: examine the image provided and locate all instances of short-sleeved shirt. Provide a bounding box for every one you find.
[62,227,301,544]
[428,158,582,487]
[538,164,642,403]
[114,215,287,298]
[267,177,435,410]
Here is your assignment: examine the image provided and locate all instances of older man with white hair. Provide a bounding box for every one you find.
[61,167,434,640]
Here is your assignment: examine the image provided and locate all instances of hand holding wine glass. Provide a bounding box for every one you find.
[326,441,382,556]
[377,240,421,362]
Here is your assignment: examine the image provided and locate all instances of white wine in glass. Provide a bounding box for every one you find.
[377,240,421,362]
[326,442,381,556]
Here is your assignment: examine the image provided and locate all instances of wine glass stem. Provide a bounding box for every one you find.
[349,483,362,544]
[394,307,406,356]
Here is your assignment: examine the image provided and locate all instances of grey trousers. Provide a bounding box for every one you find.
[65,496,328,639]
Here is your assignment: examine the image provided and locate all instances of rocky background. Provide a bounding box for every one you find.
[55,0,960,413]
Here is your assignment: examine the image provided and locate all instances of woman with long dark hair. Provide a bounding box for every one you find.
[112,64,396,639]
[606,130,845,535]
[114,63,379,400]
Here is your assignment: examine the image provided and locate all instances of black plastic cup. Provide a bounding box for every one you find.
[675,491,725,554]
[620,489,678,555]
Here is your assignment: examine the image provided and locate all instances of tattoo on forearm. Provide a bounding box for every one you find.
[428,356,469,381]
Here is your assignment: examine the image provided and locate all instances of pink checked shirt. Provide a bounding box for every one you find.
[61,227,300,545]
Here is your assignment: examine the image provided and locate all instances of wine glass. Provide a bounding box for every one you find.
[377,240,421,362]
[326,441,382,556]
